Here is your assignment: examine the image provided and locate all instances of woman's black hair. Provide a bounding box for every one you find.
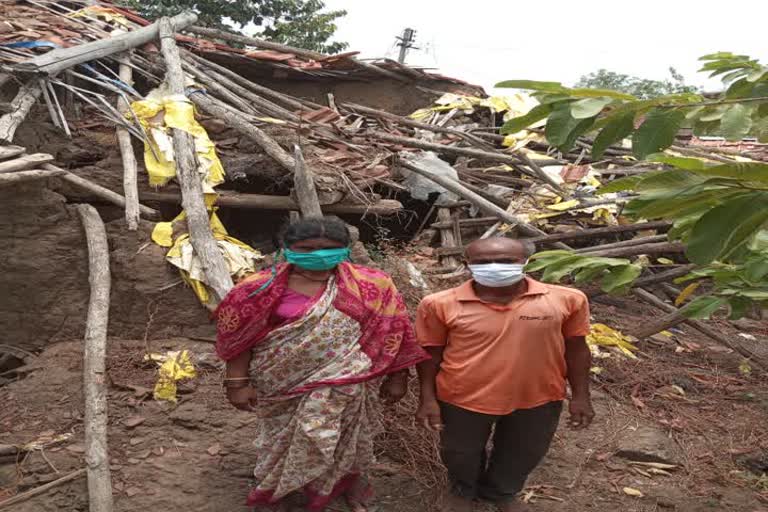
[280,216,351,247]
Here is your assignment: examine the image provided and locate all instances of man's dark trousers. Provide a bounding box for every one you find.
[439,400,562,503]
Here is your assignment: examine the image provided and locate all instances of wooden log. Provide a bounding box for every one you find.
[437,208,461,268]
[0,145,26,161]
[116,55,140,231]
[0,153,54,174]
[576,234,668,254]
[399,159,570,248]
[631,309,687,340]
[140,190,402,215]
[0,169,63,187]
[584,241,685,258]
[0,468,86,510]
[160,17,233,304]
[632,288,766,371]
[189,91,296,173]
[49,165,159,220]
[0,82,42,143]
[529,221,671,244]
[12,12,198,76]
[292,145,323,218]
[184,52,321,110]
[431,216,499,229]
[180,61,260,117]
[75,204,114,512]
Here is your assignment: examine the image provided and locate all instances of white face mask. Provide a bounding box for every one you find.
[469,263,526,288]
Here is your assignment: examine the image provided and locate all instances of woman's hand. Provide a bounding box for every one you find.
[380,372,408,404]
[415,398,444,431]
[226,386,258,411]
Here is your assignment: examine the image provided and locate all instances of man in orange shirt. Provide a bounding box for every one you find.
[415,238,594,512]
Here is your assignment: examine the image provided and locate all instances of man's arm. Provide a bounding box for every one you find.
[416,346,445,431]
[564,336,594,428]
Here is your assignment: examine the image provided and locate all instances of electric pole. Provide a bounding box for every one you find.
[396,28,417,64]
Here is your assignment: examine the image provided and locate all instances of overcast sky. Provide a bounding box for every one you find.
[323,0,767,95]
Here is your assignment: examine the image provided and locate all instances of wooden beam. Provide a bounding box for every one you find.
[159,17,233,304]
[584,241,685,258]
[0,82,42,143]
[140,190,402,215]
[292,145,323,218]
[0,153,54,174]
[49,165,159,220]
[116,55,140,231]
[437,208,460,268]
[12,12,198,76]
[0,169,63,187]
[575,234,668,254]
[529,221,672,245]
[0,145,26,161]
[431,216,499,229]
[75,204,114,512]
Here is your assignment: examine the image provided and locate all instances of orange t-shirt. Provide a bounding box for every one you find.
[416,277,590,415]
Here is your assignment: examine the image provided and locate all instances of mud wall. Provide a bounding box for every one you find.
[0,184,215,352]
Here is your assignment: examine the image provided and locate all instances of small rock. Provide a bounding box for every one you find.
[123,416,146,429]
[66,444,86,454]
[132,449,152,460]
[127,458,141,465]
[129,437,145,446]
[616,425,680,465]
[207,443,222,456]
[125,486,142,497]
[110,465,123,472]
[152,446,165,457]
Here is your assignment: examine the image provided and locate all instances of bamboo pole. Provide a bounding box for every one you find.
[116,54,140,231]
[0,82,42,143]
[12,12,198,76]
[75,204,113,512]
[159,17,233,304]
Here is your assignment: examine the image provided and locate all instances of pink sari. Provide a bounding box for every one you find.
[215,263,428,509]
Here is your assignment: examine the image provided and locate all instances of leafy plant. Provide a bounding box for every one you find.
[526,251,642,293]
[120,0,348,54]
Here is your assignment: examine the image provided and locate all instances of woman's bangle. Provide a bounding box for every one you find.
[223,377,251,388]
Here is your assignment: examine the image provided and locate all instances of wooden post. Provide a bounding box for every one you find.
[437,208,461,268]
[116,54,140,231]
[292,145,323,218]
[75,205,113,512]
[12,12,198,76]
[0,82,42,143]
[159,17,233,304]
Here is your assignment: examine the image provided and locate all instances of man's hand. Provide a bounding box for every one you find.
[226,386,258,411]
[416,399,444,431]
[380,372,408,404]
[568,396,595,429]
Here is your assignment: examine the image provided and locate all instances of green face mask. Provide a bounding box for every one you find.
[285,247,350,271]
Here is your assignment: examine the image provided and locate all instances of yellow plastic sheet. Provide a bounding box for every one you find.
[131,95,225,191]
[409,92,537,122]
[68,6,130,27]
[146,350,197,403]
[587,323,638,359]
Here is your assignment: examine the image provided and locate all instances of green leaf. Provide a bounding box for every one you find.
[747,68,768,82]
[540,256,588,282]
[545,104,596,152]
[726,78,755,98]
[719,104,754,141]
[728,296,752,320]
[500,103,554,134]
[571,98,612,119]
[687,192,768,264]
[744,256,768,282]
[631,109,686,159]
[692,162,768,183]
[568,88,636,100]
[574,265,608,284]
[597,174,645,194]
[647,153,707,171]
[738,289,768,300]
[681,296,727,319]
[525,250,575,272]
[601,264,642,293]
[697,107,727,122]
[494,80,567,93]
[592,112,635,159]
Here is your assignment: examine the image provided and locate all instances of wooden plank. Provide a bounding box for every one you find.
[159,17,233,304]
[12,12,198,76]
[75,204,114,512]
[437,208,460,268]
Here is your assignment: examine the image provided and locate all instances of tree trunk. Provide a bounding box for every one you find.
[75,204,113,512]
[0,83,43,143]
[159,18,233,304]
[292,145,323,217]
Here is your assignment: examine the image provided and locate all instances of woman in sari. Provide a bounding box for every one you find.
[215,217,428,512]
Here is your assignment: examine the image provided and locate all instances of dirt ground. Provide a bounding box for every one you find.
[2,299,767,512]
